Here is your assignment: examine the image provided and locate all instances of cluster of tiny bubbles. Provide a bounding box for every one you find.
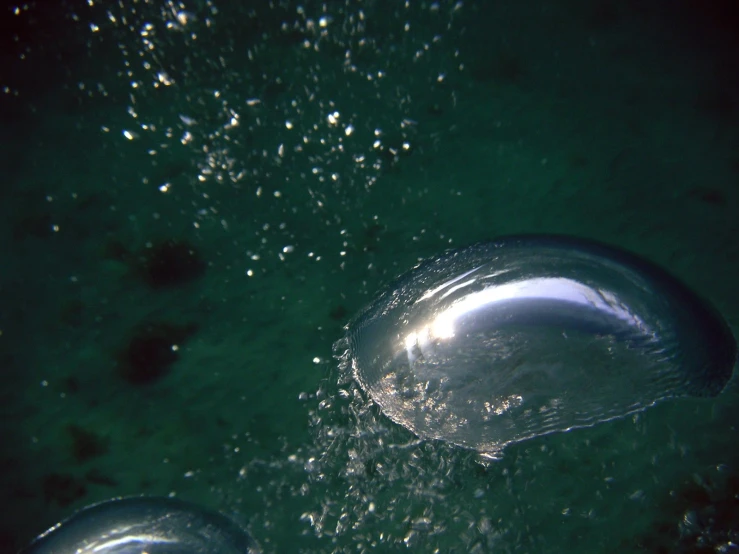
[277,338,631,553]
[206,348,528,553]
[220,326,738,553]
[289,347,514,553]
[75,0,466,270]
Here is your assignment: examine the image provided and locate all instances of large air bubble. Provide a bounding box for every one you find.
[21,496,260,554]
[341,235,737,458]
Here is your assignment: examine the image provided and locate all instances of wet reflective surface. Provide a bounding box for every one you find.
[22,496,260,554]
[344,236,737,457]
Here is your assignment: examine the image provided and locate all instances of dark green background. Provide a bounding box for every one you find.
[1,1,738,552]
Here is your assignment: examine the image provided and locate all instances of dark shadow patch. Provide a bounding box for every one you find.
[85,468,118,487]
[67,424,109,463]
[686,186,728,206]
[119,321,198,385]
[330,305,348,321]
[42,473,86,507]
[140,239,207,289]
[61,376,80,395]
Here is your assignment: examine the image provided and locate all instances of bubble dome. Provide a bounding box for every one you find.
[21,496,260,554]
[342,235,737,458]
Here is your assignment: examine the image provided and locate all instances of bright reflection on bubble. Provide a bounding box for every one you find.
[22,497,260,554]
[410,276,650,350]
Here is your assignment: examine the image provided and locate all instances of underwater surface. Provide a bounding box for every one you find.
[1,0,739,552]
